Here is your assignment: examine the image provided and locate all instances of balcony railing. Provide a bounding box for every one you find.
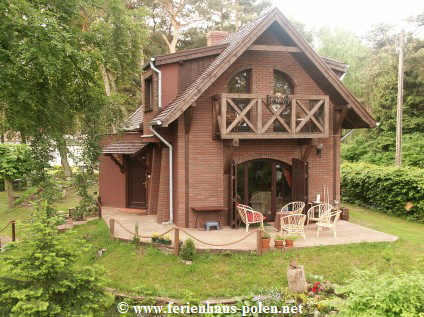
[212,93,329,139]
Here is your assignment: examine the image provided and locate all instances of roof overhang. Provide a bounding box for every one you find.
[102,141,149,156]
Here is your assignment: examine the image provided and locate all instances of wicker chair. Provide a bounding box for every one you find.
[280,214,307,240]
[307,203,332,225]
[316,210,342,237]
[281,201,306,214]
[236,204,265,233]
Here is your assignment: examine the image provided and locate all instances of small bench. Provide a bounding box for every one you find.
[191,206,227,228]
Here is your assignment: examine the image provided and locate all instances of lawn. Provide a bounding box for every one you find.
[70,203,424,299]
[2,188,423,299]
[0,186,82,241]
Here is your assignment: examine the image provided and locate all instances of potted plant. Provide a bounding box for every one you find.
[261,231,271,250]
[274,235,285,249]
[284,235,300,248]
[151,232,159,243]
[162,234,172,246]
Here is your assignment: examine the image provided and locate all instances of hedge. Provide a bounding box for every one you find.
[341,162,424,222]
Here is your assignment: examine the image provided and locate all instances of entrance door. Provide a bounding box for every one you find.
[127,157,147,209]
[235,159,292,222]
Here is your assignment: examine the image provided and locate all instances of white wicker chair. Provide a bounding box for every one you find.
[316,210,342,237]
[236,204,265,233]
[281,201,305,214]
[307,203,332,225]
[280,214,307,240]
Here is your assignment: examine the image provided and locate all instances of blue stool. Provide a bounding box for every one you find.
[205,221,220,231]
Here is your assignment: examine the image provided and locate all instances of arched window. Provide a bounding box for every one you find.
[227,69,252,132]
[273,70,294,94]
[228,69,251,93]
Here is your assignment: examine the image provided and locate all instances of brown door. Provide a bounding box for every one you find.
[127,157,147,209]
[291,158,308,209]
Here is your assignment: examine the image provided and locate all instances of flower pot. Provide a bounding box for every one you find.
[162,240,172,246]
[284,239,294,248]
[261,238,271,250]
[152,237,159,243]
[274,240,284,249]
[158,237,165,244]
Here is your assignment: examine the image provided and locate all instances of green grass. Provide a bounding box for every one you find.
[69,204,424,299]
[0,187,82,240]
[3,189,424,299]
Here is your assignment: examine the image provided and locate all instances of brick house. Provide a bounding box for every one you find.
[99,8,375,228]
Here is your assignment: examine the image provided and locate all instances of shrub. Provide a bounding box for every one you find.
[0,203,112,316]
[338,271,424,316]
[180,239,196,261]
[341,162,424,222]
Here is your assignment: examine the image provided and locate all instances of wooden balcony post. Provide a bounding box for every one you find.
[257,98,262,134]
[221,96,227,136]
[291,98,296,134]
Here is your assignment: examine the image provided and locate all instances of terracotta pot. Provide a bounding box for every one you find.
[261,238,271,250]
[274,240,284,249]
[284,239,294,248]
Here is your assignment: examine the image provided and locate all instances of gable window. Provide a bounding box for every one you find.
[228,69,251,93]
[274,70,294,95]
[144,76,153,111]
[273,71,294,132]
[227,69,252,132]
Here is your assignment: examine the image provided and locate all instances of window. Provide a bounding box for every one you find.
[228,69,251,93]
[273,70,294,95]
[273,71,294,132]
[227,69,252,132]
[144,77,153,111]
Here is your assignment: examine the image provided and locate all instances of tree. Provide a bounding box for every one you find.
[0,205,112,316]
[0,144,33,210]
[145,0,271,54]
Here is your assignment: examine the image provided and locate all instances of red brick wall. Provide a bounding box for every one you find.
[173,46,340,227]
[99,133,142,208]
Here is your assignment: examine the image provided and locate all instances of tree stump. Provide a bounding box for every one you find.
[287,263,307,293]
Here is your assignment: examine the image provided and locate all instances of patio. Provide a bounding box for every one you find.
[102,207,398,251]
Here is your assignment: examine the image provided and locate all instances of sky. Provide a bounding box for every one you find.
[273,0,424,36]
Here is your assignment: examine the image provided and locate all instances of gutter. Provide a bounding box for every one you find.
[150,59,162,110]
[150,120,173,225]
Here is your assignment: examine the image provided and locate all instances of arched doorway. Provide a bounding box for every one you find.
[236,159,292,221]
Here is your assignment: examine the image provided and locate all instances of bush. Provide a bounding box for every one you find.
[180,239,196,261]
[341,162,424,222]
[0,203,112,316]
[338,271,424,316]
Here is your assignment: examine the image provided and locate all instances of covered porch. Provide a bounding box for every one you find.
[102,207,398,252]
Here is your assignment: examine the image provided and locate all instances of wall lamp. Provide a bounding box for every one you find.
[316,143,323,158]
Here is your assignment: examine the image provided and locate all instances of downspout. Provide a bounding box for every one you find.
[150,120,173,225]
[150,58,162,111]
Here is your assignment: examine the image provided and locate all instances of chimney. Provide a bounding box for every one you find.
[206,31,229,46]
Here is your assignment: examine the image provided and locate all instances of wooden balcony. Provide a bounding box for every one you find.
[212,93,329,139]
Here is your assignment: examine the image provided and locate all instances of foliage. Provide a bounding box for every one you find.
[341,162,424,222]
[180,238,196,261]
[0,204,112,316]
[261,231,270,239]
[0,144,33,181]
[283,235,300,241]
[338,270,424,317]
[274,235,284,241]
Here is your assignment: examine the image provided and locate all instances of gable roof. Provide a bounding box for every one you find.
[153,8,375,129]
[122,107,143,131]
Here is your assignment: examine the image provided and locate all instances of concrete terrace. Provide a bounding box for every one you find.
[102,207,398,251]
